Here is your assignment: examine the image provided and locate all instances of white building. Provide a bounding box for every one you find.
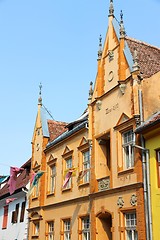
[0,159,30,240]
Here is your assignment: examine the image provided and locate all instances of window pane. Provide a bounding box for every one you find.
[125,213,137,240]
[65,158,72,188]
[63,219,71,240]
[48,221,54,240]
[83,151,90,182]
[82,217,90,240]
[122,130,134,169]
[50,165,56,192]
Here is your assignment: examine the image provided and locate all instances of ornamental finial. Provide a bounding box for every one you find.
[132,48,140,72]
[108,0,114,17]
[97,34,102,60]
[119,10,126,38]
[38,82,42,105]
[88,81,93,102]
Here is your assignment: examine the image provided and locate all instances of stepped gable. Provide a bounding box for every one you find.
[126,37,160,78]
[47,120,68,142]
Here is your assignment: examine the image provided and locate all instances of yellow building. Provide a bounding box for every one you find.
[28,1,160,240]
[135,111,160,240]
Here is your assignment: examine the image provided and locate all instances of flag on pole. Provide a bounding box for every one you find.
[62,170,74,189]
[27,170,45,198]
[6,198,17,205]
[77,169,89,183]
[8,167,24,195]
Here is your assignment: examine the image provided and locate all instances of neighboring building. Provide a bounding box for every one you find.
[28,1,160,240]
[0,159,31,240]
[135,111,160,240]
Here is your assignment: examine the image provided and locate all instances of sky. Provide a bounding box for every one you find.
[0,0,160,175]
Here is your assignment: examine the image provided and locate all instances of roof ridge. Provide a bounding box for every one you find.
[125,36,160,51]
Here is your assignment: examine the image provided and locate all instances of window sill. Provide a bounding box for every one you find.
[78,182,90,188]
[32,196,38,201]
[62,187,72,193]
[47,192,55,197]
[118,168,134,176]
[31,235,39,239]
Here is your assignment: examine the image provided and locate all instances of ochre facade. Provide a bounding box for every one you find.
[28,2,160,240]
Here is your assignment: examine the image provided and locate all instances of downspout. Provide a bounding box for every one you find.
[138,89,152,240]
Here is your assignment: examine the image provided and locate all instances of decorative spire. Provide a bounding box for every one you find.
[97,35,102,60]
[108,0,114,17]
[132,48,140,72]
[38,82,42,105]
[119,10,126,38]
[88,81,93,102]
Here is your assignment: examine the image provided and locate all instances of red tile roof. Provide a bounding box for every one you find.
[47,120,68,142]
[126,37,160,78]
[0,159,31,198]
[135,111,160,133]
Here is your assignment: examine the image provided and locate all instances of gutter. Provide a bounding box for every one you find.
[135,89,153,240]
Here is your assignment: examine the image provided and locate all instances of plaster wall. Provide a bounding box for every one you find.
[93,81,137,188]
[38,201,90,240]
[142,71,160,120]
[44,129,90,206]
[0,194,28,240]
[145,133,160,240]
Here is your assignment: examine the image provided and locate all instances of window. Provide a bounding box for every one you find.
[50,165,56,193]
[64,158,72,189]
[33,221,39,236]
[82,216,90,240]
[122,130,134,169]
[63,219,71,240]
[125,212,138,240]
[47,221,54,240]
[20,201,26,222]
[11,203,19,223]
[156,149,160,187]
[82,150,90,183]
[2,205,8,229]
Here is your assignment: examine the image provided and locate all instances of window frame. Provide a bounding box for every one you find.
[124,212,138,240]
[80,216,90,240]
[156,148,160,187]
[77,141,90,185]
[11,203,19,224]
[82,150,90,183]
[33,221,40,237]
[46,221,54,240]
[2,205,8,229]
[122,129,134,169]
[63,156,73,190]
[61,218,71,240]
[20,201,26,222]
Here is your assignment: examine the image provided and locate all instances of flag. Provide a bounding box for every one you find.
[77,169,89,183]
[62,170,74,189]
[30,171,36,184]
[27,170,45,198]
[8,167,24,195]
[6,198,17,205]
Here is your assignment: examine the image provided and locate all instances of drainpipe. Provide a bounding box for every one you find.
[137,89,152,240]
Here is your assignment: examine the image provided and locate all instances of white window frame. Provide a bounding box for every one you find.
[64,219,71,240]
[65,157,72,189]
[82,150,90,183]
[125,212,138,240]
[33,221,39,236]
[47,221,54,240]
[122,130,134,169]
[82,216,90,240]
[50,165,56,193]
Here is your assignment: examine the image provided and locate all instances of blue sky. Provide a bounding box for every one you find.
[0,0,159,175]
